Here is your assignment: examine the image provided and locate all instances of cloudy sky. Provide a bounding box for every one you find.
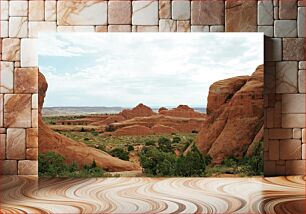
[38,33,263,108]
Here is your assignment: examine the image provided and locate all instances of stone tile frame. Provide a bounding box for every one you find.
[0,0,305,176]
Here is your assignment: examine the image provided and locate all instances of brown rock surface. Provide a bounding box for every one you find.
[38,71,139,172]
[113,125,153,136]
[151,124,178,135]
[120,103,155,119]
[159,105,205,118]
[196,65,264,163]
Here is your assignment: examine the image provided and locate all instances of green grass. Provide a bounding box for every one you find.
[58,130,197,153]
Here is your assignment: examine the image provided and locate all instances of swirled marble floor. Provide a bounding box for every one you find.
[0,176,305,214]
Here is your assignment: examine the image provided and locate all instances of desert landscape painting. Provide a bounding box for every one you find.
[38,33,264,177]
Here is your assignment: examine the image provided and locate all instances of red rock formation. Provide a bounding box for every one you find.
[196,65,264,164]
[120,103,156,119]
[113,125,153,136]
[160,105,205,118]
[151,124,178,134]
[90,114,125,126]
[158,107,168,113]
[38,71,139,172]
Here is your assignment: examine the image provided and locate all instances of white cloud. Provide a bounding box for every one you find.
[38,33,263,107]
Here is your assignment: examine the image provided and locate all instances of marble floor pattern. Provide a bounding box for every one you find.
[0,176,305,214]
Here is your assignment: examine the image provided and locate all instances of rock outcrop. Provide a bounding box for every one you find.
[151,124,178,134]
[38,71,139,172]
[159,105,206,118]
[113,125,153,136]
[196,65,264,164]
[120,103,155,119]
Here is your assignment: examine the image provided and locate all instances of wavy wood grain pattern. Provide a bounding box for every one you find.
[0,176,305,213]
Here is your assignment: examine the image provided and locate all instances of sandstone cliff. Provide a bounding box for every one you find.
[38,72,139,172]
[120,103,156,119]
[196,65,264,164]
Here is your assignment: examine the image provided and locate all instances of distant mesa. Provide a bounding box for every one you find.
[120,103,156,119]
[158,107,168,113]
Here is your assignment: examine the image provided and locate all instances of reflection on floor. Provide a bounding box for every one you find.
[0,176,305,214]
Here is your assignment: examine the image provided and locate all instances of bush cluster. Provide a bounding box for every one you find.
[140,137,210,177]
[38,152,104,177]
[109,148,129,161]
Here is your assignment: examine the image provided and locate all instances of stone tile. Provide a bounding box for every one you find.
[108,25,131,32]
[264,160,276,176]
[298,70,305,93]
[159,1,171,19]
[29,0,44,21]
[45,1,57,21]
[276,61,298,93]
[210,25,224,32]
[264,38,282,62]
[0,21,8,38]
[26,128,38,148]
[0,160,17,175]
[0,1,8,20]
[279,0,297,19]
[269,128,293,139]
[177,21,190,32]
[0,95,3,127]
[274,0,279,7]
[0,134,5,159]
[172,1,190,20]
[32,94,38,109]
[2,38,20,61]
[108,1,131,24]
[264,62,276,94]
[57,26,95,32]
[298,7,305,37]
[274,20,297,37]
[266,108,274,128]
[225,0,257,32]
[283,38,305,61]
[4,94,31,128]
[282,94,305,114]
[21,39,38,67]
[9,17,28,38]
[57,0,107,25]
[191,0,225,25]
[159,19,177,32]
[95,26,108,32]
[273,101,282,128]
[298,0,305,6]
[14,68,38,94]
[286,160,305,175]
[258,0,273,25]
[18,160,38,175]
[282,114,305,128]
[0,128,5,134]
[280,139,302,160]
[9,1,28,17]
[303,129,306,143]
[299,61,306,70]
[29,22,57,38]
[293,128,302,139]
[26,148,38,160]
[0,61,14,93]
[191,25,209,32]
[275,164,286,176]
[258,26,273,37]
[302,144,306,159]
[6,128,26,159]
[136,26,159,32]
[32,109,38,128]
[132,1,158,25]
[274,7,279,20]
[14,61,20,68]
[268,140,279,160]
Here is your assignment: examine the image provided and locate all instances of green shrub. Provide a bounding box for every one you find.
[80,127,85,132]
[38,152,104,177]
[109,148,129,161]
[239,141,263,176]
[144,139,156,146]
[172,136,181,144]
[96,144,106,151]
[127,145,134,151]
[105,125,115,132]
[191,130,198,133]
[92,131,99,136]
[158,137,172,153]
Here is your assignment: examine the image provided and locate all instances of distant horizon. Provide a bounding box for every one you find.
[38,33,263,108]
